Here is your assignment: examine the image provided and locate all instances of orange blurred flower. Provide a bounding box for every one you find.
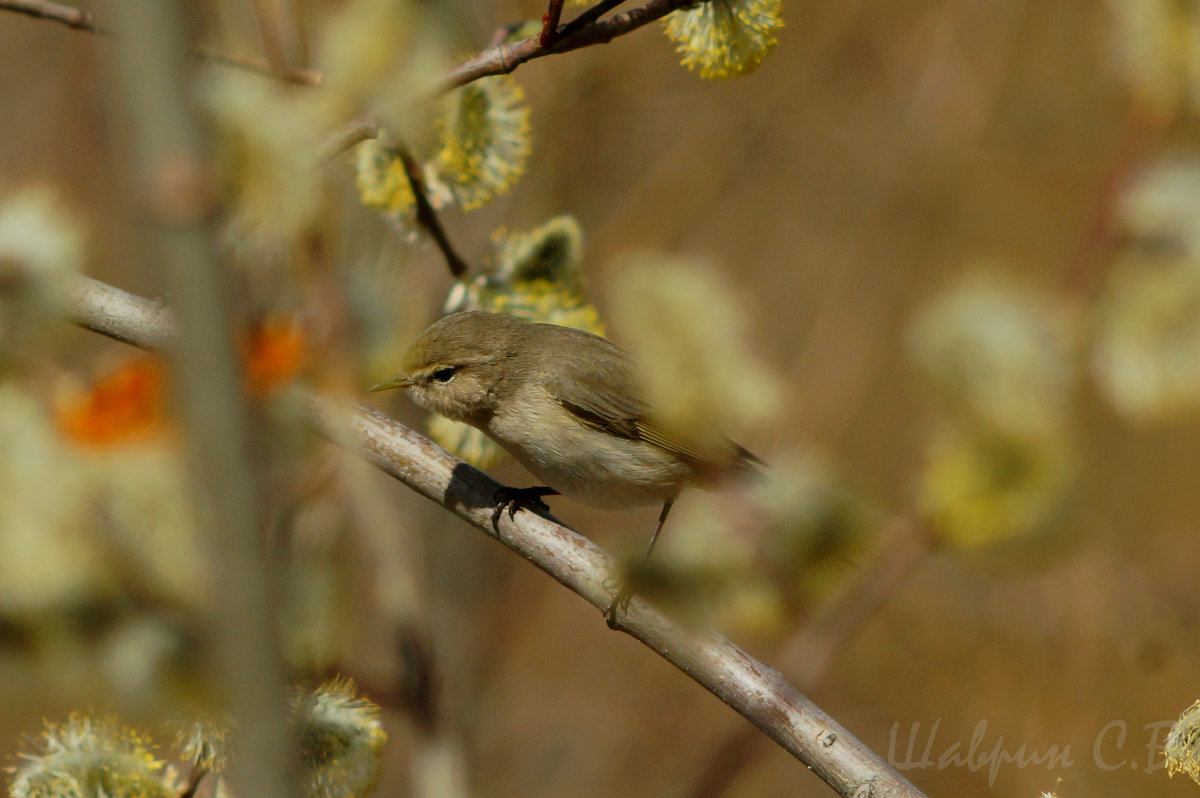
[55,358,169,447]
[242,315,307,396]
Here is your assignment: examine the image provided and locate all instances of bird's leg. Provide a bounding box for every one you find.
[642,498,675,559]
[491,486,560,533]
[605,498,675,625]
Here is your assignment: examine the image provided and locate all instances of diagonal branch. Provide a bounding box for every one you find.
[392,142,470,279]
[439,0,695,91]
[67,274,929,798]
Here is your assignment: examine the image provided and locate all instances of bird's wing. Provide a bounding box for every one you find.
[543,334,757,473]
[542,335,647,441]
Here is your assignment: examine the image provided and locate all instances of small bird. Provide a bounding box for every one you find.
[371,311,761,615]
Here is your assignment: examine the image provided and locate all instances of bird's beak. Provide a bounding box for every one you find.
[369,375,414,392]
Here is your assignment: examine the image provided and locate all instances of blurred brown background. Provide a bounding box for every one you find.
[3,1,1199,797]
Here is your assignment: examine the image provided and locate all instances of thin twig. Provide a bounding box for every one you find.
[68,275,930,798]
[439,0,696,91]
[0,0,108,32]
[558,0,628,39]
[783,518,935,688]
[193,45,323,86]
[392,142,470,279]
[539,0,565,47]
[1,1,321,85]
[1060,99,1166,300]
[251,0,290,76]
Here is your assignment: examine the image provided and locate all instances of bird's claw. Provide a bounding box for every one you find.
[491,486,558,533]
[603,581,635,628]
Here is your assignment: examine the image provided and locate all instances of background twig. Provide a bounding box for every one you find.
[0,0,107,32]
[192,45,323,86]
[1,1,320,84]
[319,118,381,163]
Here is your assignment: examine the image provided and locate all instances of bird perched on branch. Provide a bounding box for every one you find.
[371,310,761,618]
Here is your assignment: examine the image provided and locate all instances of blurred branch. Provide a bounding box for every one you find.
[68,275,929,798]
[783,517,935,688]
[319,118,380,162]
[251,0,291,76]
[98,4,290,798]
[192,45,323,87]
[1,1,320,84]
[440,0,696,91]
[1061,103,1166,299]
[0,0,108,32]
[68,274,175,348]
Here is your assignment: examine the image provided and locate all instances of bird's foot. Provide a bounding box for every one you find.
[491,486,559,533]
[603,581,635,628]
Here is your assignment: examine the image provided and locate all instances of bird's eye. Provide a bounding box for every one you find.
[431,367,458,383]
